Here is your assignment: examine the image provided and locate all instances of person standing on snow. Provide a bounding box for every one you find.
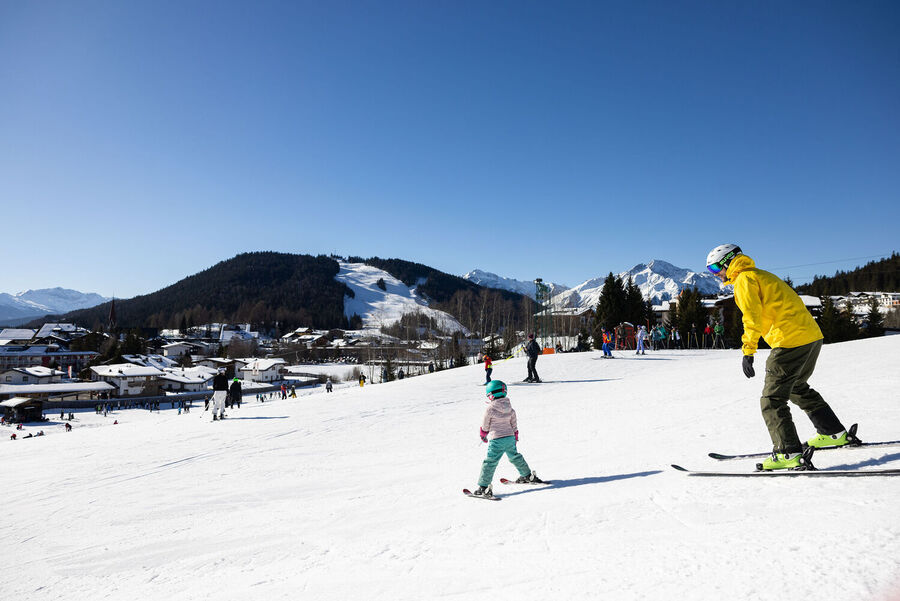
[229,377,242,410]
[483,353,493,385]
[705,244,856,471]
[325,377,333,393]
[524,334,541,383]
[600,328,614,358]
[210,369,228,421]
[471,380,543,498]
[635,325,648,355]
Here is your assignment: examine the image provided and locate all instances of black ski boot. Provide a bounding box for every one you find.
[474,485,494,498]
[515,471,544,484]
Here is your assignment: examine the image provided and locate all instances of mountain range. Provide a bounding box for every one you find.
[8,256,725,330]
[0,288,111,326]
[465,260,723,309]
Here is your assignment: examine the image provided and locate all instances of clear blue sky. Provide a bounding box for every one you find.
[2,1,898,298]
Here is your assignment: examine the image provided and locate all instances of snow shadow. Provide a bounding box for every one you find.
[825,451,900,471]
[499,470,663,497]
[224,416,290,420]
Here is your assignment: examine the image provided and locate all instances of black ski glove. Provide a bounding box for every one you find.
[742,355,755,378]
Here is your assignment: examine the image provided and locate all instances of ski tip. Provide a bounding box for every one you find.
[670,464,690,472]
[708,453,730,460]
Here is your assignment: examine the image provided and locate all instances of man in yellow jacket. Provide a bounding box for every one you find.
[706,244,855,470]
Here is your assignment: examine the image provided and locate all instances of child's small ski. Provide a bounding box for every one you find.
[462,488,501,501]
[499,478,552,485]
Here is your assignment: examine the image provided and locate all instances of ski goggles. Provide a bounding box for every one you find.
[707,247,741,274]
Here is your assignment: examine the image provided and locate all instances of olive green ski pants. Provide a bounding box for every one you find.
[760,339,844,453]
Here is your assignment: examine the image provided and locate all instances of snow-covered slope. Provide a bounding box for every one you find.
[2,336,898,600]
[462,269,569,300]
[552,259,724,309]
[0,288,110,325]
[336,262,468,333]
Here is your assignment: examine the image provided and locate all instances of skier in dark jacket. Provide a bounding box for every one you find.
[524,334,541,383]
[229,378,242,409]
[211,369,228,420]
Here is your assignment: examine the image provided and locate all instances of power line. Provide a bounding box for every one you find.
[769,253,894,272]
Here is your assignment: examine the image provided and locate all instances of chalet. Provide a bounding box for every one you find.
[161,342,193,358]
[0,366,65,385]
[195,357,234,371]
[90,364,164,397]
[159,366,216,392]
[239,358,286,383]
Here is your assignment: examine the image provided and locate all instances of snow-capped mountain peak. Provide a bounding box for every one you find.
[550,259,724,310]
[462,270,569,300]
[0,288,111,325]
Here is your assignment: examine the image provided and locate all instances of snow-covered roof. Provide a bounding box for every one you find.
[0,397,37,408]
[239,358,286,372]
[159,367,216,384]
[34,323,81,339]
[2,366,65,378]
[91,364,165,378]
[121,354,178,369]
[0,382,115,396]
[0,329,36,340]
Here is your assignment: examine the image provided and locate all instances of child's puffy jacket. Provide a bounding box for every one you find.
[481,397,518,440]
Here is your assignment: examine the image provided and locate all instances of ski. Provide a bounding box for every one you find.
[462,488,501,501]
[671,464,900,477]
[499,478,552,485]
[708,424,900,460]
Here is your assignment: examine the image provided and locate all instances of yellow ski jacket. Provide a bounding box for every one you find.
[724,254,823,355]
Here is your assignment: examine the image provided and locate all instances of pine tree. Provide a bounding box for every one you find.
[818,297,840,343]
[864,297,885,338]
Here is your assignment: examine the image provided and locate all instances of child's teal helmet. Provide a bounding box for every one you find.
[486,380,507,400]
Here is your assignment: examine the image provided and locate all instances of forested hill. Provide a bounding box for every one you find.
[30,252,535,335]
[795,253,900,296]
[34,253,353,332]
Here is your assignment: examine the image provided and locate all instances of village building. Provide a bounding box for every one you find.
[1,397,45,423]
[161,342,194,358]
[238,358,286,383]
[90,364,165,397]
[0,366,65,385]
[159,366,216,392]
[0,344,98,372]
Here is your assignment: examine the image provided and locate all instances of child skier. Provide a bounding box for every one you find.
[473,380,542,498]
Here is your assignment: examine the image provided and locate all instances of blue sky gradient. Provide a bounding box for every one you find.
[1,1,898,298]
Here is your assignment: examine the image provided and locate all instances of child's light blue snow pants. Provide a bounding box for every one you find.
[478,436,531,487]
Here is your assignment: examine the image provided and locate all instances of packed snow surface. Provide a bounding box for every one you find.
[2,337,899,601]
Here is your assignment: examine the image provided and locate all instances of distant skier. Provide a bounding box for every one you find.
[210,369,228,421]
[706,244,855,470]
[524,334,541,383]
[635,325,647,355]
[600,328,614,358]
[483,354,493,385]
[325,378,333,393]
[229,378,242,409]
[472,380,543,498]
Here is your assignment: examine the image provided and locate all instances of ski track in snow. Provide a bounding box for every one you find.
[1,337,899,600]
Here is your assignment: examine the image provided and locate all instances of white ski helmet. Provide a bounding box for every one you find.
[706,244,742,275]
